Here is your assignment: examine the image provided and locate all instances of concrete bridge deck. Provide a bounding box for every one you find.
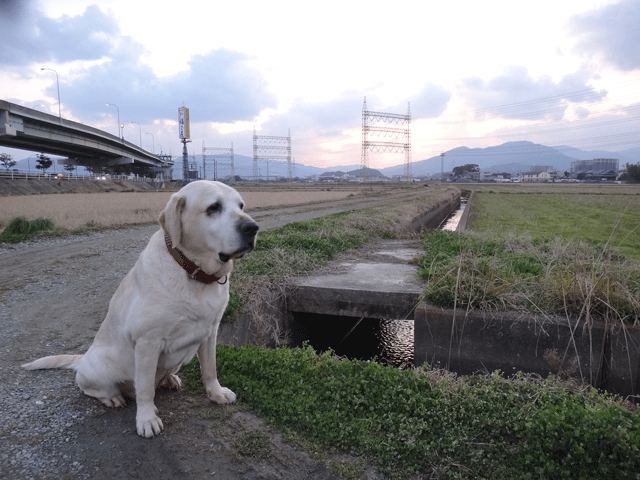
[0,100,171,173]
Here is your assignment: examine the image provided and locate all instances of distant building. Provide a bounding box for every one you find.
[585,170,618,182]
[522,170,551,182]
[571,158,619,175]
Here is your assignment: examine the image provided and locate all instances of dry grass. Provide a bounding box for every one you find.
[0,187,364,230]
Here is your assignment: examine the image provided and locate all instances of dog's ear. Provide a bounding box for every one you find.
[159,194,186,248]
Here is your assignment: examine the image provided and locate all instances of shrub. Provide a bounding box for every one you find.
[520,398,640,479]
[0,216,55,243]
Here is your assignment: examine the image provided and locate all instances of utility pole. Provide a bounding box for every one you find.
[440,152,445,182]
[182,138,191,184]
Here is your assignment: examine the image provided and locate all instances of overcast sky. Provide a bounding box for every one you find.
[1,0,639,169]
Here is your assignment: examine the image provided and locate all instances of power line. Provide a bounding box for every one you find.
[228,80,640,167]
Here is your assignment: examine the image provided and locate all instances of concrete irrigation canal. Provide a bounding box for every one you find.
[220,189,639,400]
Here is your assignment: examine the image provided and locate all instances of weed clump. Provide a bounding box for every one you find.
[417,230,640,325]
[0,216,55,243]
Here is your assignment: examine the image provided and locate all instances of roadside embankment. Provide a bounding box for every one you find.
[0,177,166,196]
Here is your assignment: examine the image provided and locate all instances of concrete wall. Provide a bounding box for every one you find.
[414,302,640,398]
[456,190,474,232]
[605,325,640,398]
[408,191,460,231]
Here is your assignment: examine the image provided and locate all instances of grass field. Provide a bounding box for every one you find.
[0,186,364,230]
[467,183,640,258]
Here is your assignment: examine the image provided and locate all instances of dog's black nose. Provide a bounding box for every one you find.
[239,220,259,239]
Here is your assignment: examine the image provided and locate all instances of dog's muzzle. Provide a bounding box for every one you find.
[218,220,259,263]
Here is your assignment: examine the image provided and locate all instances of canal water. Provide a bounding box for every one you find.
[291,194,468,368]
[441,194,467,231]
[290,313,415,369]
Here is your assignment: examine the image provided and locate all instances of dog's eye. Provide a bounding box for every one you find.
[239,203,245,211]
[206,202,222,216]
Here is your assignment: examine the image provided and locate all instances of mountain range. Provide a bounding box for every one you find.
[379,141,640,177]
[8,141,640,179]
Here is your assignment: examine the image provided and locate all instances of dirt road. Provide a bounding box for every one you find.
[0,189,429,480]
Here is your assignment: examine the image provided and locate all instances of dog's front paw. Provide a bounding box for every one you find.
[136,406,164,438]
[206,386,236,404]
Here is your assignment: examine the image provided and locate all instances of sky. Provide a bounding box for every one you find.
[1,0,639,171]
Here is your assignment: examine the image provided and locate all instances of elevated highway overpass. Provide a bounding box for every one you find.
[0,100,172,176]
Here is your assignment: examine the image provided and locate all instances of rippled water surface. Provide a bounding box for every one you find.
[290,313,414,369]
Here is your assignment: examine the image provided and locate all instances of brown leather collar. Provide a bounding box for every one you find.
[164,234,227,285]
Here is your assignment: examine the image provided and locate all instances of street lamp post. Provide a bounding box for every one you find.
[130,122,142,147]
[105,103,121,139]
[146,132,155,154]
[40,68,61,120]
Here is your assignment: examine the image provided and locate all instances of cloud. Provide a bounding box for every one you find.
[458,66,607,121]
[0,4,120,66]
[169,51,277,123]
[1,4,277,124]
[394,83,451,120]
[280,93,366,134]
[569,0,640,72]
[61,48,277,124]
[273,83,451,137]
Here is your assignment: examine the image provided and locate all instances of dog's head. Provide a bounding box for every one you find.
[159,181,258,270]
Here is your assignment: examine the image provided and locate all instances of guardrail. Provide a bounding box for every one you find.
[0,170,158,183]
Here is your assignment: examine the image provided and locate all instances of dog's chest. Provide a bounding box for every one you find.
[158,314,214,367]
[160,290,226,355]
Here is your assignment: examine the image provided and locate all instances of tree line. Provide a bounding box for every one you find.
[0,153,75,174]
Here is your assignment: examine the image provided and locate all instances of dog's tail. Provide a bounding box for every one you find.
[22,354,82,371]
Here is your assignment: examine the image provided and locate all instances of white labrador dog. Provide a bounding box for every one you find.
[23,180,258,438]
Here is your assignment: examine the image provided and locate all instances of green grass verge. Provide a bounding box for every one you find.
[413,189,640,324]
[220,212,385,321]
[238,211,371,279]
[183,345,640,479]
